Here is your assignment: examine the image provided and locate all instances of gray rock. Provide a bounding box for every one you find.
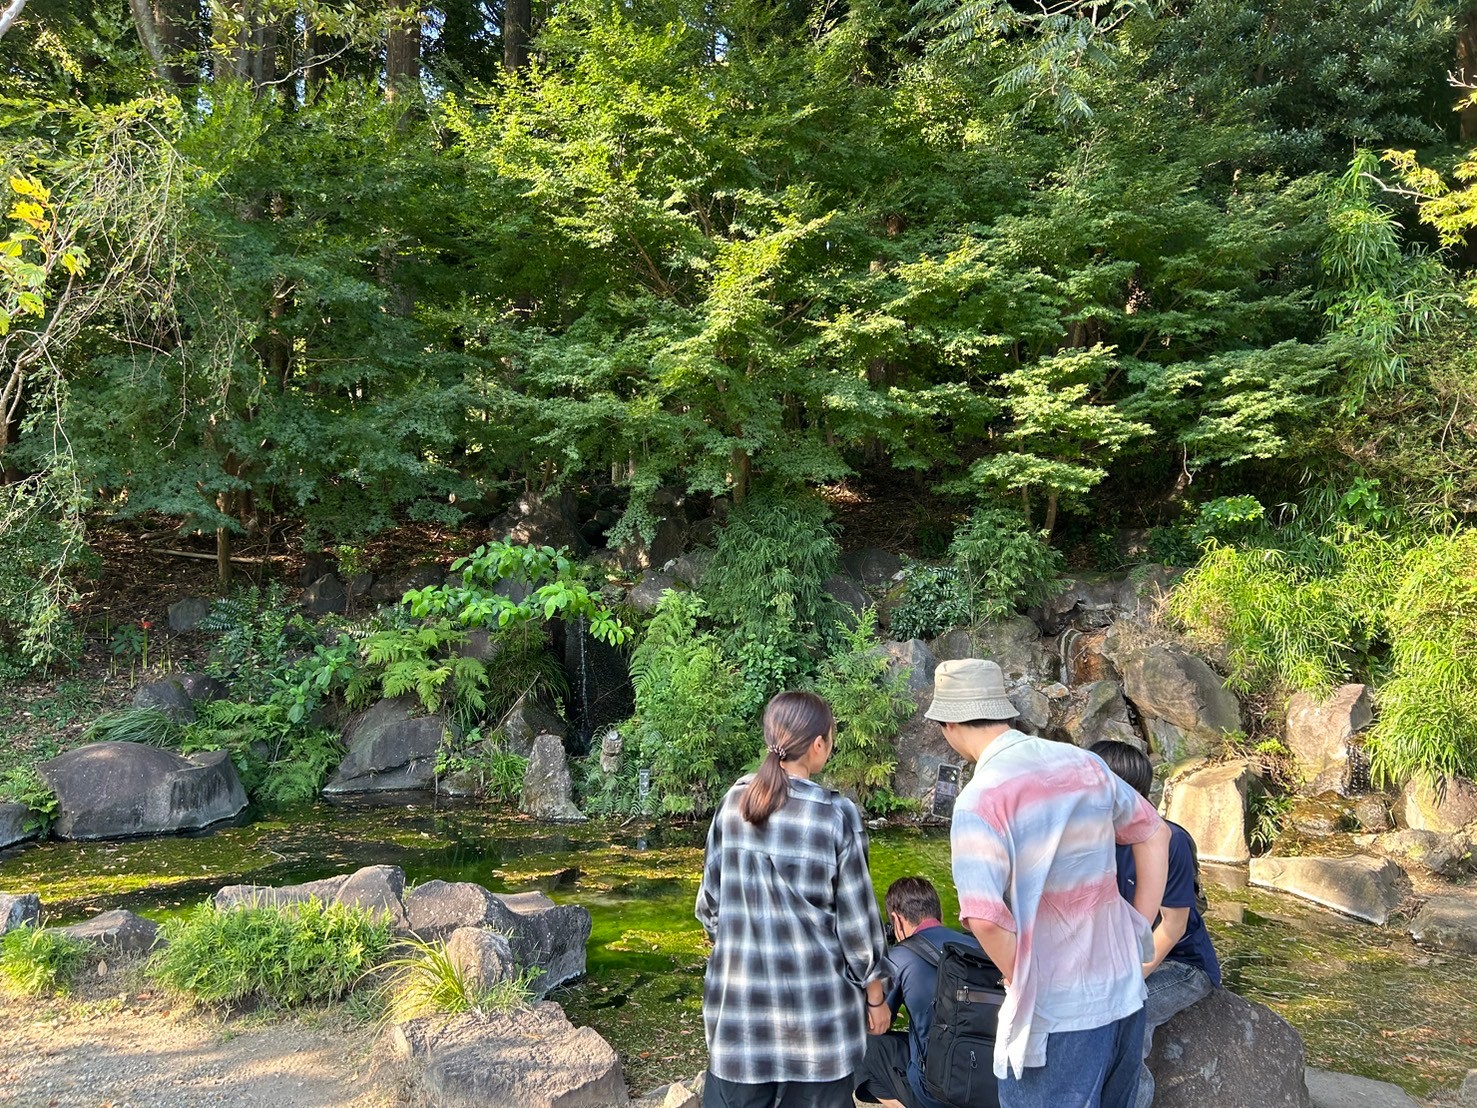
[1399,775,1477,834]
[445,926,517,992]
[371,565,445,603]
[0,892,41,935]
[1372,829,1474,876]
[1286,685,1373,794]
[56,909,159,954]
[1162,758,1261,865]
[929,626,976,663]
[613,515,687,573]
[216,864,409,928]
[1304,1067,1418,1108]
[500,697,568,760]
[346,572,375,598]
[665,548,713,588]
[520,733,585,822]
[1407,891,1477,955]
[492,491,590,557]
[892,686,970,812]
[882,638,937,694]
[1351,794,1393,834]
[41,743,247,841]
[630,571,678,613]
[301,573,348,616]
[1249,855,1408,925]
[1147,986,1311,1108]
[972,616,1057,686]
[635,1076,703,1108]
[131,678,195,723]
[560,622,634,752]
[841,547,902,588]
[458,629,501,664]
[1462,1068,1477,1108]
[0,802,38,849]
[1033,571,1125,634]
[324,697,448,794]
[1059,679,1137,749]
[1008,685,1051,736]
[823,575,870,620]
[1147,717,1195,764]
[166,597,211,634]
[175,672,229,703]
[1118,643,1241,751]
[390,1002,626,1108]
[405,881,591,993]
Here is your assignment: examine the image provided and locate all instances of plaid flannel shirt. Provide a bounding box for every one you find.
[695,773,887,1084]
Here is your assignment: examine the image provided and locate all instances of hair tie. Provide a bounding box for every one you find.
[766,745,785,757]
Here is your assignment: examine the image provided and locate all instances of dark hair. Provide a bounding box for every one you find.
[1089,739,1153,799]
[740,691,835,826]
[884,877,942,926]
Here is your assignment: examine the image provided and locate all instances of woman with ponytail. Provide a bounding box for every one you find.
[696,690,889,1108]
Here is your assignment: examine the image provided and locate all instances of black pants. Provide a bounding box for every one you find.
[854,1031,918,1108]
[704,1071,856,1108]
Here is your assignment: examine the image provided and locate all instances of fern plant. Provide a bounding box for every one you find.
[363,621,490,726]
[1,926,88,996]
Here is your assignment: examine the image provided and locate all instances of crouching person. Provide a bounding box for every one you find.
[855,877,1003,1108]
[1090,740,1222,1108]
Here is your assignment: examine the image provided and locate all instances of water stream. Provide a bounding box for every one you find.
[2,799,1473,1097]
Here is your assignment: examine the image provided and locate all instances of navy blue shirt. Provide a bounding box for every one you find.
[883,923,986,1108]
[1114,820,1221,987]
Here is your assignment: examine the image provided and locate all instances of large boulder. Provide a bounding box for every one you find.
[500,696,568,760]
[892,686,968,812]
[520,734,585,822]
[665,548,713,588]
[390,1002,626,1108]
[634,1076,704,1108]
[166,596,211,633]
[933,617,1056,686]
[215,864,410,929]
[40,742,247,841]
[629,571,678,613]
[0,802,38,849]
[175,672,228,703]
[301,573,348,616]
[823,575,871,623]
[0,892,41,935]
[1286,685,1373,794]
[1034,567,1180,635]
[611,515,688,573]
[1370,828,1474,877]
[882,638,937,694]
[492,491,590,557]
[1399,775,1477,834]
[1407,890,1477,955]
[1058,679,1139,749]
[841,547,902,589]
[405,882,591,994]
[324,697,447,794]
[1249,855,1409,925]
[1116,643,1241,752]
[371,565,446,604]
[1162,759,1261,865]
[1147,987,1311,1108]
[1008,685,1052,737]
[131,678,196,723]
[56,909,159,955]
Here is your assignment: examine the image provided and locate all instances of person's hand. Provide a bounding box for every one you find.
[867,1002,890,1036]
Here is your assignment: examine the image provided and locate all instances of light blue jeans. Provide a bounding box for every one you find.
[1135,961,1215,1108]
[998,1006,1145,1108]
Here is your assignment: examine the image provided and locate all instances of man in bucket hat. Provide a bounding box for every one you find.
[928,659,1171,1108]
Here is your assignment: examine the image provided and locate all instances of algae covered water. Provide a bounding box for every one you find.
[1,799,1473,1098]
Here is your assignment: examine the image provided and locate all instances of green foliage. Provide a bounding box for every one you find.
[0,925,89,996]
[1247,790,1294,855]
[377,937,536,1024]
[0,765,59,836]
[150,899,392,1007]
[84,706,180,746]
[888,559,971,642]
[618,591,750,816]
[0,473,86,673]
[181,699,342,806]
[948,509,1065,622]
[363,621,489,724]
[435,728,529,803]
[200,586,300,699]
[815,610,915,806]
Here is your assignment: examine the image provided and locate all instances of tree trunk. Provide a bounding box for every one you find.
[730,446,751,504]
[0,0,28,39]
[1458,8,1477,142]
[128,0,172,83]
[216,524,232,588]
[503,0,531,72]
[1044,488,1059,536]
[386,0,420,97]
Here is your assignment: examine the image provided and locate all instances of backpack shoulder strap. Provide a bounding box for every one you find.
[896,931,942,968]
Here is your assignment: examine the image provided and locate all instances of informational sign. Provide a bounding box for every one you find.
[932,763,962,818]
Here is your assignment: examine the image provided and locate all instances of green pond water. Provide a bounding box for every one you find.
[1,799,1473,1098]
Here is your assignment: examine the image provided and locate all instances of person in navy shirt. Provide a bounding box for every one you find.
[854,877,999,1108]
[1091,741,1221,1108]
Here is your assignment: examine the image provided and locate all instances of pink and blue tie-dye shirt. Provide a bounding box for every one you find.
[951,730,1163,1079]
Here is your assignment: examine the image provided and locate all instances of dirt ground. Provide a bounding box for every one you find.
[0,979,408,1108]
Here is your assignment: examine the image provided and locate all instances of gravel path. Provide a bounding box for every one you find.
[0,986,405,1108]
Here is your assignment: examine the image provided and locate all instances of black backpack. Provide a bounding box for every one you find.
[897,934,1006,1108]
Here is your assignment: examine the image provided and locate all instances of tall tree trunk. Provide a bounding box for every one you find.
[0,0,27,40]
[503,0,531,72]
[1044,488,1059,536]
[128,0,173,83]
[386,0,420,96]
[1458,8,1477,142]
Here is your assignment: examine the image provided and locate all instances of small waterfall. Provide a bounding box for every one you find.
[576,612,592,750]
[1057,627,1082,686]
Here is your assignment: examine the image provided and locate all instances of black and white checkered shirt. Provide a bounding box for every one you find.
[695,774,887,1084]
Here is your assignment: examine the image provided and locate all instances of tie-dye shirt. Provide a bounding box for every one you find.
[951,730,1163,1079]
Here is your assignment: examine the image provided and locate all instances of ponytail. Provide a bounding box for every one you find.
[740,691,835,827]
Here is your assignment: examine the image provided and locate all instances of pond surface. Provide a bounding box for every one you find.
[2,799,1473,1098]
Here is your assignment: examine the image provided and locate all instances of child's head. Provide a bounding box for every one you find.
[1089,739,1153,799]
[884,876,942,928]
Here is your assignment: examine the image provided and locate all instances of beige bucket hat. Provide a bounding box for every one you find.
[925,658,1017,723]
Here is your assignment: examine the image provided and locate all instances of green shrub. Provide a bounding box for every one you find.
[200,585,300,698]
[435,728,529,802]
[616,591,751,816]
[815,610,915,807]
[0,474,86,674]
[949,508,1065,622]
[888,559,971,642]
[1,925,89,995]
[150,899,393,1007]
[0,765,59,836]
[377,937,536,1023]
[84,706,181,746]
